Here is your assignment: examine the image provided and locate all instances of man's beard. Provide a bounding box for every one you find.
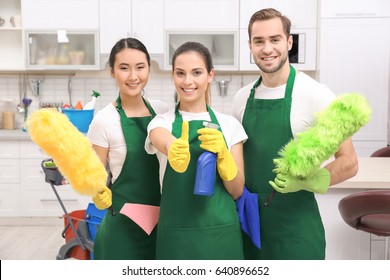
[256,54,288,74]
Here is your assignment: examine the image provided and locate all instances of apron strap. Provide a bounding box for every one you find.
[115,95,156,118]
[173,103,222,139]
[249,65,296,99]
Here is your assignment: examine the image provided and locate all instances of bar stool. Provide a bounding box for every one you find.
[338,147,390,259]
[338,190,390,259]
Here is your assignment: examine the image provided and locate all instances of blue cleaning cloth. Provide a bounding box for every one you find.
[236,186,261,249]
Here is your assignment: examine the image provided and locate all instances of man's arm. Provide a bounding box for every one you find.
[324,138,358,186]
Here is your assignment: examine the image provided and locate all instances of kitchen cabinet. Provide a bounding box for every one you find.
[164,31,238,71]
[163,0,239,71]
[22,0,99,29]
[18,140,91,217]
[319,15,390,156]
[321,0,390,18]
[25,30,100,70]
[165,0,239,29]
[0,0,25,71]
[0,141,21,216]
[239,0,318,29]
[99,0,164,63]
[0,139,91,217]
[21,0,100,71]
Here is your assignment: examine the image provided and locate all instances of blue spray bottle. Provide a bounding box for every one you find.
[194,122,219,196]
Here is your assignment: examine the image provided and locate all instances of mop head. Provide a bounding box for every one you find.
[275,93,372,178]
[27,108,107,196]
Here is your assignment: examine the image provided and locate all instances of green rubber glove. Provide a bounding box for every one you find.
[92,185,112,210]
[197,127,238,181]
[269,168,331,194]
[168,121,190,173]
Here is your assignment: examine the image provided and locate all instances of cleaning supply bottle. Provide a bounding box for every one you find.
[83,90,100,110]
[193,122,219,196]
[74,101,83,110]
[194,151,217,196]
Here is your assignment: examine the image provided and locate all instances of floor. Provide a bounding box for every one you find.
[0,218,68,260]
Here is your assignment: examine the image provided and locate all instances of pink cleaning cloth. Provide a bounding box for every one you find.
[119,203,160,235]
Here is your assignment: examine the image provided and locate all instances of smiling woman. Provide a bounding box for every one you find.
[145,41,248,260]
[86,37,169,260]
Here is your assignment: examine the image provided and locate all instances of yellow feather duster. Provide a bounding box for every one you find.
[27,108,107,196]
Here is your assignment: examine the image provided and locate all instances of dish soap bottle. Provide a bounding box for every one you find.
[84,90,100,110]
[74,101,83,110]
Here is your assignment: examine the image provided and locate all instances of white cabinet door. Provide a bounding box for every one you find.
[319,18,390,144]
[165,0,239,29]
[240,0,318,29]
[21,189,91,216]
[99,0,132,55]
[22,0,99,29]
[132,0,164,54]
[321,0,390,18]
[99,0,163,55]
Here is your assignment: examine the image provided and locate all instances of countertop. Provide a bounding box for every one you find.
[333,157,390,189]
[0,129,32,140]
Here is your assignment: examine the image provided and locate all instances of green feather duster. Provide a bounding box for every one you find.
[275,93,372,178]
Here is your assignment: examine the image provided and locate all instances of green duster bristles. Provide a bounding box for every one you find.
[275,93,372,178]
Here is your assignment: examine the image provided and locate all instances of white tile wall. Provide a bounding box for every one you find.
[0,65,260,129]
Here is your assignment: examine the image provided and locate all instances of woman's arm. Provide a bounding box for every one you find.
[92,144,109,167]
[221,142,245,200]
[149,127,176,156]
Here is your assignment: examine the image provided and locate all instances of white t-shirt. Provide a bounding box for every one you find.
[145,107,248,187]
[232,72,336,137]
[87,99,169,182]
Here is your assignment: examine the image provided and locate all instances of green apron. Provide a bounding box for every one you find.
[242,66,326,260]
[156,105,244,260]
[94,97,161,260]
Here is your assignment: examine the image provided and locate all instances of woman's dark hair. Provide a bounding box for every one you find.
[108,37,151,68]
[171,41,213,73]
[171,41,214,105]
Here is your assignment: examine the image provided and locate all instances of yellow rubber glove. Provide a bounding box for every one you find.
[197,127,238,181]
[168,121,190,173]
[269,168,331,194]
[92,185,112,210]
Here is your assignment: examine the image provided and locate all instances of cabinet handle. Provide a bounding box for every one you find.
[335,13,376,17]
[40,199,78,202]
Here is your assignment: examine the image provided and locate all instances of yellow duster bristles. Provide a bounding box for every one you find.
[27,108,107,196]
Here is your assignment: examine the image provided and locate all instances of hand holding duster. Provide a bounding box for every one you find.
[270,167,331,194]
[273,93,372,179]
[28,109,111,209]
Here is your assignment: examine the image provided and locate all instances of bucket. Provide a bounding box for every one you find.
[62,109,94,133]
[85,203,107,241]
[63,209,90,260]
